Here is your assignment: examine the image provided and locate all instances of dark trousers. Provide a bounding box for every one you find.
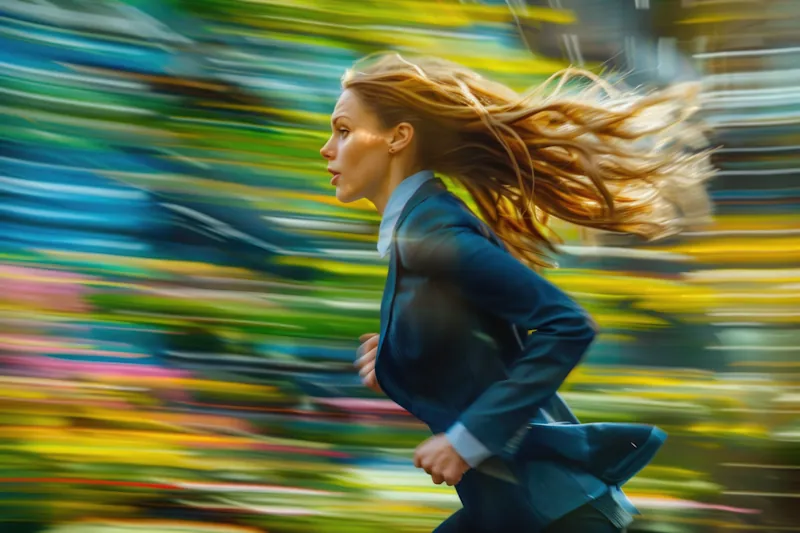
[543,502,626,533]
[434,502,625,533]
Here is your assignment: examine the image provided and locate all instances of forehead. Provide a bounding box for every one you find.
[332,89,373,122]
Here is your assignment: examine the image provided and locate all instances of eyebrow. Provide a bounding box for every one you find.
[331,114,349,125]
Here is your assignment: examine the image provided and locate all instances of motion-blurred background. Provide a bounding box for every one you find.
[1,1,798,532]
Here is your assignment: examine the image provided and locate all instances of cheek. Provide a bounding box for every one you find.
[344,139,388,185]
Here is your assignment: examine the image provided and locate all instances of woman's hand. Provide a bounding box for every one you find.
[355,333,382,394]
[414,434,470,486]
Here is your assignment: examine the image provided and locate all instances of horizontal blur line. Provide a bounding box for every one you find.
[2,2,193,44]
[317,248,382,260]
[713,293,799,299]
[717,168,800,176]
[703,96,800,109]
[695,46,800,59]
[0,87,154,115]
[708,346,800,351]
[704,69,800,86]
[704,87,800,99]
[716,145,800,153]
[711,322,783,327]
[0,175,146,200]
[683,229,800,237]
[710,312,800,317]
[190,276,380,296]
[256,15,499,41]
[557,245,691,261]
[714,118,800,128]
[720,409,800,414]
[0,61,147,90]
[722,491,800,498]
[723,463,800,470]
[263,216,373,234]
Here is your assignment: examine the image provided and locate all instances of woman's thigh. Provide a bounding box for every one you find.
[450,469,540,532]
[542,502,625,533]
[433,509,471,533]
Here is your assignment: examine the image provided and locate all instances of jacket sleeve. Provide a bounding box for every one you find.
[399,210,597,462]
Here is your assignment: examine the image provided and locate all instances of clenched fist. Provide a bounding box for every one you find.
[414,433,470,486]
[355,333,382,394]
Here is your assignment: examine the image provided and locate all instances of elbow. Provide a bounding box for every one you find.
[576,310,598,348]
[562,308,598,360]
[557,305,598,341]
[564,316,596,369]
[582,312,599,343]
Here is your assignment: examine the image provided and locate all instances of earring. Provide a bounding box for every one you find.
[389,147,395,154]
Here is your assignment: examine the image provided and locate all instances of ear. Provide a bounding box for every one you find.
[388,122,414,154]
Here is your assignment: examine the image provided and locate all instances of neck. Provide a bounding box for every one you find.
[370,163,423,216]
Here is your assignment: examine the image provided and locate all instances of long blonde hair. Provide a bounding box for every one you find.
[342,52,716,267]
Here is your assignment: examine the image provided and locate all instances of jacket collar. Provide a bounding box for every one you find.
[377,170,435,257]
[391,176,447,243]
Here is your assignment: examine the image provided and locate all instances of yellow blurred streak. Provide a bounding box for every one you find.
[260,194,377,213]
[657,237,800,263]
[211,25,568,75]
[678,13,780,25]
[60,312,303,331]
[237,38,572,78]
[39,250,255,277]
[103,170,376,213]
[0,389,46,400]
[0,416,67,427]
[688,423,768,438]
[597,333,637,343]
[0,427,253,447]
[590,312,670,327]
[714,214,800,230]
[0,336,78,349]
[0,271,89,285]
[21,444,192,465]
[10,374,275,401]
[639,465,706,478]
[0,405,247,434]
[90,376,278,396]
[275,256,387,276]
[554,272,717,298]
[568,370,712,389]
[449,54,571,77]
[50,519,264,533]
[637,391,744,409]
[237,0,576,25]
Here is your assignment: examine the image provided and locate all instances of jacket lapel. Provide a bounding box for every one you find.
[376,178,446,369]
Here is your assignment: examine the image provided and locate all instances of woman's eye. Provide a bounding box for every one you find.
[338,128,349,138]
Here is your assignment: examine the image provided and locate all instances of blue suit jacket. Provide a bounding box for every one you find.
[374,178,665,528]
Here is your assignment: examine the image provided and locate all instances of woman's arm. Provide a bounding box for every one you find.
[400,205,597,465]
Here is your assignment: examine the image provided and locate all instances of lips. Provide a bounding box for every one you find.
[328,168,341,186]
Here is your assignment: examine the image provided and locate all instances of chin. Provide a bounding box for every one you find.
[335,186,361,204]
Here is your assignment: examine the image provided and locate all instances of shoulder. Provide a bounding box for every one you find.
[398,190,488,241]
[396,190,499,271]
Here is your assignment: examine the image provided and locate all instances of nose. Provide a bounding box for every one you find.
[320,137,334,160]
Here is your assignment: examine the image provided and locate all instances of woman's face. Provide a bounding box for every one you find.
[320,89,392,204]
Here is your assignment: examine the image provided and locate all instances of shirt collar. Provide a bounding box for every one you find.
[377,170,435,257]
